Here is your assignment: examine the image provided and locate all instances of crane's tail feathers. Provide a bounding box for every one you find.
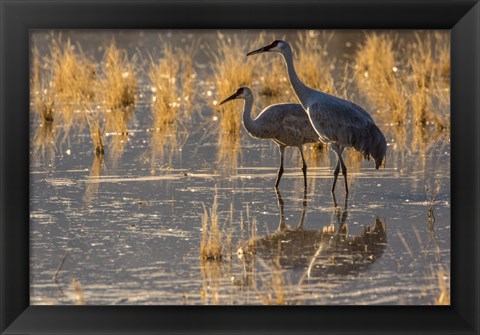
[371,124,387,169]
[352,123,386,170]
[374,156,385,169]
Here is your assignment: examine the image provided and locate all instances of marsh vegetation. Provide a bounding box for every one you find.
[30,30,450,305]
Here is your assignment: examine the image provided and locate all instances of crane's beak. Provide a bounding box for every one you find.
[219,92,238,105]
[246,45,271,56]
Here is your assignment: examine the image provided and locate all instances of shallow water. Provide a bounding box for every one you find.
[30,30,450,305]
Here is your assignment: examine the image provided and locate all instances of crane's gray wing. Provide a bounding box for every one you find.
[307,96,375,139]
[308,96,386,167]
[254,103,319,145]
[280,113,319,145]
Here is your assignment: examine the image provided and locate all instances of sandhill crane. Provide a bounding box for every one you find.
[247,40,387,194]
[219,87,319,189]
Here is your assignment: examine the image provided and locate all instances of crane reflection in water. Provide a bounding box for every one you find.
[237,191,387,288]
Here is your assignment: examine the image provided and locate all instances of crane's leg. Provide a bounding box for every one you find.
[331,145,348,194]
[274,188,287,230]
[295,189,308,230]
[298,146,308,190]
[332,160,341,193]
[339,192,349,234]
[338,148,349,194]
[275,145,286,188]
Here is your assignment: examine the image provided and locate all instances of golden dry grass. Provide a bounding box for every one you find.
[36,36,108,154]
[148,42,197,127]
[210,33,259,134]
[149,45,181,128]
[432,32,450,80]
[295,31,337,95]
[99,42,137,157]
[32,37,95,135]
[408,33,450,130]
[48,37,107,153]
[353,31,450,158]
[435,267,450,305]
[256,58,291,99]
[354,33,408,125]
[354,31,450,134]
[31,48,55,124]
[49,38,97,130]
[177,43,197,114]
[50,39,96,103]
[200,195,223,261]
[86,116,105,156]
[409,37,437,127]
[33,87,55,124]
[146,42,194,170]
[93,42,136,159]
[250,32,292,100]
[198,199,236,304]
[100,41,137,112]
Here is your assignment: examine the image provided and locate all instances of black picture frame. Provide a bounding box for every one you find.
[1,0,478,334]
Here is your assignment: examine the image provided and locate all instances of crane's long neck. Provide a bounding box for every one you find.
[241,96,262,138]
[281,47,314,107]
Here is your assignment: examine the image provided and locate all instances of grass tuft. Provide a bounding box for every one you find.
[200,195,223,261]
[149,45,181,128]
[86,116,105,156]
[49,37,96,129]
[354,33,407,125]
[210,33,258,134]
[147,42,193,170]
[99,41,137,157]
[408,33,449,130]
[31,48,56,123]
[100,41,138,112]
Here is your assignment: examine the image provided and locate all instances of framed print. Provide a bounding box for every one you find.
[1,0,479,334]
